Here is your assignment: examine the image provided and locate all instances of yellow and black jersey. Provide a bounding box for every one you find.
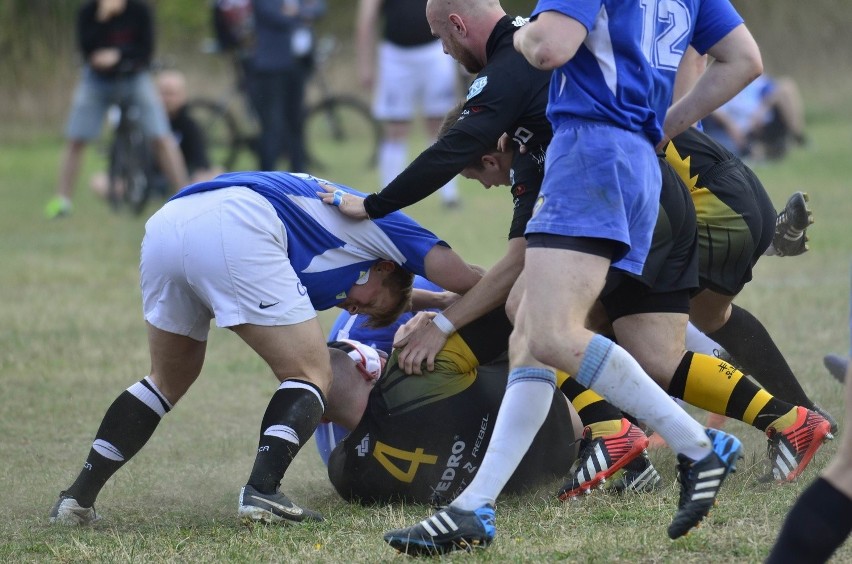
[327,307,576,505]
[665,127,776,295]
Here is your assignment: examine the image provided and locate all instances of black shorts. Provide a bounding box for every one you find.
[600,157,698,320]
[694,160,776,295]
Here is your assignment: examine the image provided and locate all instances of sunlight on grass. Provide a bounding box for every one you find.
[1,114,850,562]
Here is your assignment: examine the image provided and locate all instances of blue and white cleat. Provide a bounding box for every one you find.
[384,504,496,555]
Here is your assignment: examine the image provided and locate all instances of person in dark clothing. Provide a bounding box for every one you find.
[45,0,187,218]
[321,7,553,376]
[356,0,461,207]
[249,0,325,172]
[156,70,217,182]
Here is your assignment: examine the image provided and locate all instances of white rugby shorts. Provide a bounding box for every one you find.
[140,186,316,341]
[372,40,459,121]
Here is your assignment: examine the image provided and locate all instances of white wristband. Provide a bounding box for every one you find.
[432,312,456,336]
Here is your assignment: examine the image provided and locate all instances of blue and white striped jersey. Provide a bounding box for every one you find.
[531,0,742,144]
[171,171,446,310]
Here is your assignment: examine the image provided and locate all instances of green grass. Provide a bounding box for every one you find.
[1,114,850,562]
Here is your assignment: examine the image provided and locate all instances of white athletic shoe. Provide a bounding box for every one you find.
[49,493,100,526]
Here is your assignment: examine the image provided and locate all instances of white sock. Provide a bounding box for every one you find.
[439,179,459,204]
[576,335,712,461]
[685,322,724,357]
[378,140,408,187]
[452,367,556,511]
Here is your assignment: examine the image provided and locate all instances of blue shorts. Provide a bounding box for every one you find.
[525,120,661,275]
[65,67,170,141]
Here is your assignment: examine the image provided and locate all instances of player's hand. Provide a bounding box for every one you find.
[393,316,449,375]
[498,132,528,154]
[316,182,369,219]
[393,312,436,343]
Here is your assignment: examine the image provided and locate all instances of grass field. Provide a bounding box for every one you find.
[1,114,850,563]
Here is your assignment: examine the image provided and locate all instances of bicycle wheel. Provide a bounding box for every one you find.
[108,125,152,216]
[304,96,381,173]
[185,98,242,171]
[125,133,154,216]
[107,127,133,213]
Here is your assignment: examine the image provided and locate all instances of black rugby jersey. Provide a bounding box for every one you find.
[365,15,552,240]
[327,307,575,504]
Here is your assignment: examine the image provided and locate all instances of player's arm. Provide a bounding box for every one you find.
[393,305,513,374]
[362,130,491,219]
[395,238,525,374]
[410,288,459,312]
[513,11,587,70]
[421,244,482,297]
[672,46,707,105]
[389,245,481,375]
[662,24,763,147]
[316,129,489,219]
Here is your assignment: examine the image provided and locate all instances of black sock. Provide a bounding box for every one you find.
[66,377,170,507]
[767,478,852,563]
[247,379,326,494]
[707,304,814,408]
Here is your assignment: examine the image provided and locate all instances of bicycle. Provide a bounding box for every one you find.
[106,100,157,215]
[186,35,381,174]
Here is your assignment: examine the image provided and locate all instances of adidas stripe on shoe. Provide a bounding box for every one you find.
[765,406,832,483]
[383,504,496,556]
[558,418,650,499]
[667,428,742,539]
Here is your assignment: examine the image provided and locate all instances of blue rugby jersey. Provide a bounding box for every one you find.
[531,0,742,144]
[171,171,445,310]
[328,276,444,354]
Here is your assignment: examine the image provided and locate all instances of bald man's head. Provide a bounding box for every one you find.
[425,0,505,74]
[157,70,188,117]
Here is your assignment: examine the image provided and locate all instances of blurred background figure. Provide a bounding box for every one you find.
[249,0,326,172]
[767,268,852,564]
[155,70,219,184]
[356,0,461,208]
[824,353,848,383]
[45,0,187,219]
[703,73,807,161]
[90,69,219,200]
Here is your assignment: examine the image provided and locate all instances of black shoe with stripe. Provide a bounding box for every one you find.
[238,485,324,524]
[772,191,812,257]
[384,504,496,555]
[605,452,662,493]
[668,428,742,539]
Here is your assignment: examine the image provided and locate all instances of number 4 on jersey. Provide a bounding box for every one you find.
[373,441,438,483]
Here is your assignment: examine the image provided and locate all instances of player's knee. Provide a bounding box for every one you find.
[285,367,332,396]
[525,330,572,369]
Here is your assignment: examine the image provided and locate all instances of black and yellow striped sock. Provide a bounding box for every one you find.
[559,375,623,438]
[668,352,798,432]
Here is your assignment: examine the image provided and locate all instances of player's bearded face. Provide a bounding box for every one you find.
[446,33,482,74]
